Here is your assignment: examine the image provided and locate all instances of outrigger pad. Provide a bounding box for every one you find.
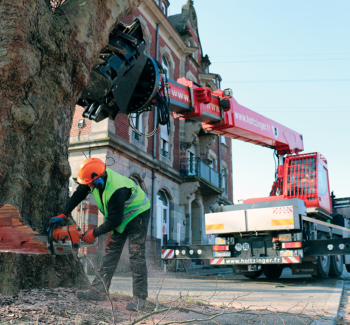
[0,205,49,255]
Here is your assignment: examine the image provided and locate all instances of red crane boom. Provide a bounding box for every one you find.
[170,78,304,156]
[168,78,331,216]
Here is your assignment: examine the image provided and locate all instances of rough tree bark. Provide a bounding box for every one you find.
[0,0,141,295]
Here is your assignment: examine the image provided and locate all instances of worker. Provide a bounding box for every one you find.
[50,158,151,311]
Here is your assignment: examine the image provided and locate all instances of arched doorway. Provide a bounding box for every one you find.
[191,200,201,245]
[157,190,169,244]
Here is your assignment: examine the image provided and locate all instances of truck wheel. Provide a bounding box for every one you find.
[263,265,283,279]
[346,264,350,273]
[243,270,263,279]
[329,255,343,277]
[329,236,343,278]
[312,233,331,279]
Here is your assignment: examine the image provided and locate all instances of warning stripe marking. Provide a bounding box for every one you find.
[271,219,294,226]
[206,224,225,231]
[282,257,300,263]
[161,249,174,259]
[210,258,225,265]
[273,206,293,214]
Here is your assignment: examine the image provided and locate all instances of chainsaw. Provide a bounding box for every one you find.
[43,217,85,255]
[0,204,93,255]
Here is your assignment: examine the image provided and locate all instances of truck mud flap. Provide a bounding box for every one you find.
[291,262,318,275]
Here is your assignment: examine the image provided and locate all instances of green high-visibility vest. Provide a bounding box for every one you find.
[92,168,150,233]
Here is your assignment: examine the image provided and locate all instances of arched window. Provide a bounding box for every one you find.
[162,55,169,79]
[157,190,169,243]
[131,113,143,142]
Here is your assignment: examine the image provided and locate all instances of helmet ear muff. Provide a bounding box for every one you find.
[92,177,105,190]
[91,172,105,189]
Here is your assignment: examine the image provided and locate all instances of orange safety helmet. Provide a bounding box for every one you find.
[77,158,106,185]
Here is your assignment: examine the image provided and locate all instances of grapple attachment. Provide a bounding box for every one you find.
[79,19,159,122]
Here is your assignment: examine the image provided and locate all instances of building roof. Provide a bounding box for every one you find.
[168,14,182,28]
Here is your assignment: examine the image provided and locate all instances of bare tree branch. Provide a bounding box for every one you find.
[84,254,116,325]
[155,276,165,311]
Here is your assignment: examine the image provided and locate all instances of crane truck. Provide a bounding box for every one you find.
[158,78,350,279]
[1,19,350,280]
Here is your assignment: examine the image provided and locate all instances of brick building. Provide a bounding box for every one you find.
[68,0,233,271]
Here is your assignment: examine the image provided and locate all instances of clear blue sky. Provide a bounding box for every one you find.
[168,0,350,202]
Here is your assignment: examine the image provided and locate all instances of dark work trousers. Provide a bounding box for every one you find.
[91,209,150,299]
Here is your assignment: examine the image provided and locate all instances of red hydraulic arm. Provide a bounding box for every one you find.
[168,78,331,216]
[168,78,304,156]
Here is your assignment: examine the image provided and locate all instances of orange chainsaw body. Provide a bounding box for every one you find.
[52,225,83,244]
[49,224,83,255]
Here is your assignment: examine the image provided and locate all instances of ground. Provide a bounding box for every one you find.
[0,286,321,325]
[1,265,341,325]
[337,280,350,325]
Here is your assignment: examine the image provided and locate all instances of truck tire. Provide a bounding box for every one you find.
[263,265,283,279]
[346,264,350,273]
[329,255,343,277]
[243,270,263,279]
[329,236,343,278]
[312,233,331,279]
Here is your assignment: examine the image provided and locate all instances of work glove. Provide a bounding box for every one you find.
[50,213,67,225]
[82,230,96,244]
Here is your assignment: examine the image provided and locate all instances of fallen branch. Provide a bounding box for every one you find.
[155,276,165,311]
[84,254,116,325]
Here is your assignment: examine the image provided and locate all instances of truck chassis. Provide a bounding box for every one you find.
[162,198,350,279]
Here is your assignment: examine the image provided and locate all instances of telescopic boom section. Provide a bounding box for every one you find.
[170,79,304,156]
[203,95,304,155]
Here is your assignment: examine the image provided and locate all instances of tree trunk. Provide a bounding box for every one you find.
[0,0,141,295]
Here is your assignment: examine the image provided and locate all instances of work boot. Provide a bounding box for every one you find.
[126,296,146,311]
[77,289,107,301]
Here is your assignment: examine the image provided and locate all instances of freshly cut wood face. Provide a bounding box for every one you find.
[0,204,49,255]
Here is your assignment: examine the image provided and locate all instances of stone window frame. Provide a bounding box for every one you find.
[129,110,150,151]
[131,113,143,142]
[208,149,217,171]
[160,124,170,161]
[135,15,152,57]
[162,55,170,79]
[185,70,197,83]
[220,135,228,147]
[160,46,175,80]
[221,160,228,197]
[159,115,175,166]
[160,1,167,16]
